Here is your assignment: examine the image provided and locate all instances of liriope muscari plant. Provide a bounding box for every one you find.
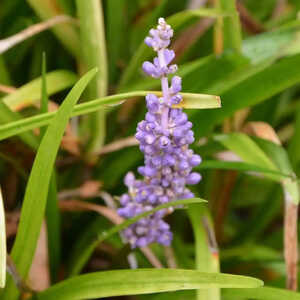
[117,18,202,248]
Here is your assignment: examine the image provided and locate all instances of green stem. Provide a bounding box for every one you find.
[76,0,108,155]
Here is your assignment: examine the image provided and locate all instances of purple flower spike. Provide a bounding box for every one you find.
[118,18,202,248]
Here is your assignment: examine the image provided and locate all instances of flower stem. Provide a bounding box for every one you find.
[158,49,170,130]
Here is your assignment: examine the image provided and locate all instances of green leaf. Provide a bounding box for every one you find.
[213,133,277,171]
[193,53,300,137]
[0,101,38,149]
[38,269,263,300]
[0,188,6,288]
[45,174,60,283]
[40,56,61,282]
[188,204,220,300]
[106,0,126,82]
[1,68,97,300]
[223,286,300,300]
[242,20,300,64]
[254,137,299,204]
[2,70,77,111]
[219,0,242,53]
[69,198,207,276]
[0,91,220,142]
[76,0,108,153]
[213,133,299,204]
[197,160,292,180]
[40,53,48,135]
[173,93,221,109]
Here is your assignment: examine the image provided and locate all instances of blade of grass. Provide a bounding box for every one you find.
[253,137,299,290]
[69,198,206,276]
[106,0,126,83]
[219,0,242,53]
[45,175,60,283]
[39,269,262,300]
[1,70,77,111]
[223,286,300,300]
[192,53,300,137]
[41,55,61,283]
[1,68,97,300]
[197,160,293,179]
[76,0,108,154]
[214,133,277,172]
[0,101,38,149]
[188,204,220,300]
[0,188,6,288]
[0,91,221,142]
[0,56,11,85]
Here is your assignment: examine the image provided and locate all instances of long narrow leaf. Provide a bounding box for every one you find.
[223,286,300,300]
[41,56,61,282]
[188,204,220,300]
[2,70,77,111]
[0,91,221,142]
[197,160,293,179]
[38,269,262,300]
[76,0,108,153]
[1,68,97,300]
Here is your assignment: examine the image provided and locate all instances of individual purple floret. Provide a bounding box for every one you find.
[118,18,202,248]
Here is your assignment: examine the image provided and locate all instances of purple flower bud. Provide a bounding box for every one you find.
[145,112,156,123]
[164,49,175,65]
[145,134,156,144]
[120,194,130,206]
[171,76,182,93]
[173,112,187,125]
[186,172,202,185]
[190,154,202,166]
[136,237,148,247]
[144,37,153,47]
[159,136,170,148]
[151,156,162,167]
[170,94,182,105]
[159,195,169,203]
[163,154,176,166]
[124,172,135,187]
[179,160,189,170]
[142,61,158,77]
[144,166,157,177]
[168,64,178,74]
[146,94,159,112]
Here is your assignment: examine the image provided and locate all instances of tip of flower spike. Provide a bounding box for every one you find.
[144,18,173,51]
[158,17,166,26]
